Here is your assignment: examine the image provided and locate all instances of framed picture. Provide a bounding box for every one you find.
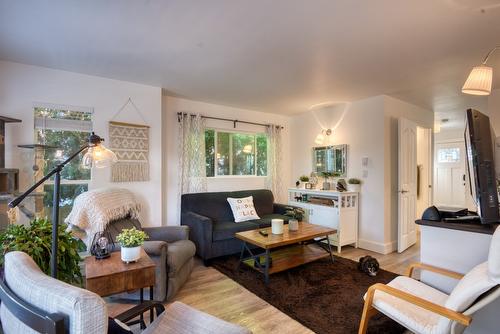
[305,182,312,189]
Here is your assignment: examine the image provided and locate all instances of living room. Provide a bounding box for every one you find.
[1,1,500,334]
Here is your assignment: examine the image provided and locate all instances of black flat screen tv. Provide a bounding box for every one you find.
[465,109,500,224]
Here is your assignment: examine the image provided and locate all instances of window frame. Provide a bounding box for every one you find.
[206,127,268,178]
[33,103,94,195]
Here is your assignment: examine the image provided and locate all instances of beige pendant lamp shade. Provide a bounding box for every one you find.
[462,65,493,95]
[462,46,499,96]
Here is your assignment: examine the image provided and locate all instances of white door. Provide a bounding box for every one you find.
[398,118,418,253]
[434,141,467,208]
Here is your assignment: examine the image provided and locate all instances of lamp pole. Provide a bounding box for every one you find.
[9,144,89,278]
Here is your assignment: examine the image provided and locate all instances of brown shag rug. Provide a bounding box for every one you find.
[211,255,406,334]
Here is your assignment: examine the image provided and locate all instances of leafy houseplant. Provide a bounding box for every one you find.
[284,206,305,221]
[116,227,149,263]
[347,178,362,192]
[0,218,83,285]
[299,175,309,182]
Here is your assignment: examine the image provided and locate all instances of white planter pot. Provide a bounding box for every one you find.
[121,246,141,263]
[348,184,361,192]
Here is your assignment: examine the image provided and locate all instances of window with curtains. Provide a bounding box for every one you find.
[34,105,93,220]
[204,129,268,177]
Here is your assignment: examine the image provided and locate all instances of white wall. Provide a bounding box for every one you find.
[487,88,500,134]
[162,95,291,225]
[0,61,163,226]
[290,95,434,254]
[291,96,388,251]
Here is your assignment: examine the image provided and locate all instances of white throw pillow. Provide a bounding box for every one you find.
[227,196,260,222]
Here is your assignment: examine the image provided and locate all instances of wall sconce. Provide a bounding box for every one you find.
[315,128,333,145]
[462,46,499,95]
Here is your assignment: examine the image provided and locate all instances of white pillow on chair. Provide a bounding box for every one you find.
[227,196,260,222]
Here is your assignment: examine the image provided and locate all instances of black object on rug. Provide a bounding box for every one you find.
[210,255,406,334]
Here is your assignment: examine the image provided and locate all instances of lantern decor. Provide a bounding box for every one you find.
[90,231,115,260]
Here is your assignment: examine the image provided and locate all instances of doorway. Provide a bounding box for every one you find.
[398,119,431,253]
[434,141,467,208]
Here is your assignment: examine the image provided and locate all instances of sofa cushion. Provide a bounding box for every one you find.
[249,214,290,228]
[167,240,196,275]
[227,196,260,222]
[212,221,258,242]
[181,189,275,222]
[231,190,275,216]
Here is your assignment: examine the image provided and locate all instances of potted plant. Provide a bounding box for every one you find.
[0,217,83,285]
[284,206,306,231]
[321,172,332,190]
[347,178,362,192]
[116,227,149,263]
[298,175,310,189]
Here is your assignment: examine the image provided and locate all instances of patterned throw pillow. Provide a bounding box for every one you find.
[227,196,260,222]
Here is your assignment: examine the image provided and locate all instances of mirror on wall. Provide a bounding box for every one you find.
[312,145,347,176]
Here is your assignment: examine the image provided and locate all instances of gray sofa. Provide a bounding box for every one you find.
[105,218,196,301]
[181,189,290,262]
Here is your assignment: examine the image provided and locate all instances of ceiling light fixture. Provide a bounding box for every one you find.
[462,46,499,95]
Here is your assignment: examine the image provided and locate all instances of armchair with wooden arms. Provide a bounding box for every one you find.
[359,226,500,334]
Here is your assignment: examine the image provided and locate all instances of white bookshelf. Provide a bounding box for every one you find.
[287,188,359,253]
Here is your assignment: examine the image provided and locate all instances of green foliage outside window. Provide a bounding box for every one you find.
[34,106,92,222]
[204,130,268,177]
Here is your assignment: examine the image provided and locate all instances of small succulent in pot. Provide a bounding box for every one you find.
[116,227,149,263]
[284,206,305,221]
[347,178,362,192]
[299,175,310,182]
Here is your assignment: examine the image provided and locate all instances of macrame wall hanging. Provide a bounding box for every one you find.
[109,98,150,182]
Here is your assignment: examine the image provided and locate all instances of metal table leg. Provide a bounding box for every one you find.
[326,235,335,263]
[140,288,145,329]
[264,249,270,285]
[238,242,246,269]
[149,286,154,324]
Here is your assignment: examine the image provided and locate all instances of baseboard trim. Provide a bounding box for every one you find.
[357,239,397,255]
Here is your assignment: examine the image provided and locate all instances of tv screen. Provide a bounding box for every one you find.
[464,109,500,224]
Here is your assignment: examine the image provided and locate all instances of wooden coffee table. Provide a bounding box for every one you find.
[235,222,336,284]
[85,249,156,328]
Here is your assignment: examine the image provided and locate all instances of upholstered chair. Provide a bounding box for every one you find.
[359,226,500,334]
[0,251,252,334]
[105,218,196,301]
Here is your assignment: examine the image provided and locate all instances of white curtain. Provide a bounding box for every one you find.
[178,113,207,196]
[266,124,283,200]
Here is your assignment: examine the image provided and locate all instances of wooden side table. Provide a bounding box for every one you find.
[85,249,156,328]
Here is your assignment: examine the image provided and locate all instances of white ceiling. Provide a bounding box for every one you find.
[1,0,499,120]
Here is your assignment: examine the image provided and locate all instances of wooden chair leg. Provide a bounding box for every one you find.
[358,287,377,334]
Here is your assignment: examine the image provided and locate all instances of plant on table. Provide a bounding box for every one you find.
[116,227,149,248]
[0,217,83,285]
[348,178,361,184]
[284,207,305,221]
[299,175,310,182]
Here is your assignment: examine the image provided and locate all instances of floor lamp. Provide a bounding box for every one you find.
[8,132,117,278]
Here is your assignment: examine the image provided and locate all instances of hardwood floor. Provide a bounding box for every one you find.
[108,241,420,333]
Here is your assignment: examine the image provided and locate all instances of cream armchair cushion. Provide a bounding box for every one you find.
[371,276,448,334]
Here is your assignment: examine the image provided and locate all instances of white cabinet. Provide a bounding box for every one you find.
[288,188,359,253]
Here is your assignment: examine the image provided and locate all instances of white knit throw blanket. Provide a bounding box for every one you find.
[64,188,141,248]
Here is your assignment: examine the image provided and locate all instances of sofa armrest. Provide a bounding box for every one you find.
[143,226,190,243]
[142,240,168,256]
[181,211,214,260]
[273,203,291,215]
